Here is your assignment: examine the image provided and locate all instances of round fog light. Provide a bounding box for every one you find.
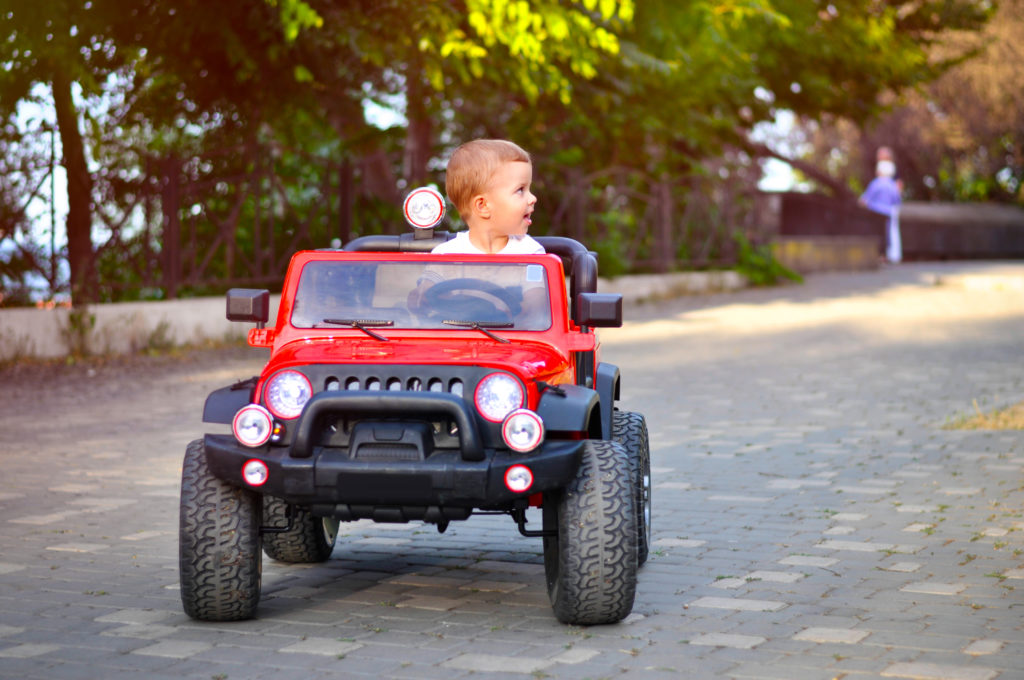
[504,464,534,493]
[233,405,273,447]
[502,409,544,452]
[242,459,269,487]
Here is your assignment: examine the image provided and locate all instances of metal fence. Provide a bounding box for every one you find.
[2,142,764,304]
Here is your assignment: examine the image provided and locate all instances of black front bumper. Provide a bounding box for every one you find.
[202,433,584,509]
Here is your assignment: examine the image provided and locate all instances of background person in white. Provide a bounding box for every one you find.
[859,149,903,263]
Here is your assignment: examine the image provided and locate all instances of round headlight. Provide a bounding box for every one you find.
[265,370,312,419]
[474,373,524,422]
[233,405,273,447]
[504,465,534,493]
[502,409,544,452]
[242,459,269,486]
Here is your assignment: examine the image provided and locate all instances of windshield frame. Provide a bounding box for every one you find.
[278,252,567,339]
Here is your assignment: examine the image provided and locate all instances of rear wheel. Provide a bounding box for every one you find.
[542,439,637,625]
[179,439,262,621]
[262,496,338,563]
[612,410,652,565]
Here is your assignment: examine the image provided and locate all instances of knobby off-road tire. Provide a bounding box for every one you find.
[262,496,338,563]
[612,410,652,566]
[543,439,638,625]
[179,439,262,621]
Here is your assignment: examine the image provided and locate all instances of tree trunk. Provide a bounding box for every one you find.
[52,72,95,306]
[404,59,432,188]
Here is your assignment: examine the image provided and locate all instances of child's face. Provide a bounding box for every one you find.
[481,160,536,237]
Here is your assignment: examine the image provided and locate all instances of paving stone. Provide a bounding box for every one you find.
[883,562,922,573]
[44,542,110,553]
[816,539,895,552]
[688,633,766,649]
[394,596,467,611]
[835,485,891,495]
[938,487,982,496]
[100,624,178,640]
[131,640,213,658]
[823,525,857,535]
[779,555,838,568]
[8,512,73,525]
[653,538,706,548]
[387,574,470,588]
[962,640,1003,656]
[880,661,999,680]
[744,571,805,584]
[688,597,787,612]
[793,627,870,644]
[0,643,63,658]
[896,505,942,514]
[548,647,602,664]
[458,580,526,593]
[278,638,364,656]
[440,653,550,673]
[979,527,1008,537]
[900,582,967,596]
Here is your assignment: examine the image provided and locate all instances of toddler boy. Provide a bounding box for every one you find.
[433,139,543,255]
[409,140,546,318]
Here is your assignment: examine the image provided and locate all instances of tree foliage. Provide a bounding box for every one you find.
[0,0,999,304]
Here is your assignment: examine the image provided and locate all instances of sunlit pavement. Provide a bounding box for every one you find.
[1,260,1023,679]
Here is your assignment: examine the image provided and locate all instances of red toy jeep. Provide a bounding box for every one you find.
[179,189,651,625]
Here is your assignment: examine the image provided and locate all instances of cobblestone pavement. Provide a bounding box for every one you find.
[1,261,1023,680]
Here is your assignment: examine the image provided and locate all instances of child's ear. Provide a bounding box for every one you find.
[472,194,490,219]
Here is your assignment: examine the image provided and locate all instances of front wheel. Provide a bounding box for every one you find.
[543,439,638,625]
[612,410,652,566]
[179,439,262,621]
[262,496,338,563]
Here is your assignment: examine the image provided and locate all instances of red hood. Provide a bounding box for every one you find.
[263,336,574,383]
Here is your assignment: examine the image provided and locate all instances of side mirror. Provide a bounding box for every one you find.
[227,288,270,325]
[577,292,622,328]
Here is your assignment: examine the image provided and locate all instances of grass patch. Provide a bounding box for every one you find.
[945,399,1024,430]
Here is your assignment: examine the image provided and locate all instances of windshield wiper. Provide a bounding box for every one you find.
[321,318,394,342]
[442,319,513,344]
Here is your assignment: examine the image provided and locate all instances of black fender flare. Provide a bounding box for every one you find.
[202,381,257,424]
[595,362,620,440]
[537,384,601,438]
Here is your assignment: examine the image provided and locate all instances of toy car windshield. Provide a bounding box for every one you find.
[290,260,552,331]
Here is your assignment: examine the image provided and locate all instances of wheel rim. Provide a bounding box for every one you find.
[322,517,339,546]
[642,461,652,543]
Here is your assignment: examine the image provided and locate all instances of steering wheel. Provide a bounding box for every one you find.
[421,278,522,322]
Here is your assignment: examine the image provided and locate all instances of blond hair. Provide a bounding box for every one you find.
[445,139,531,216]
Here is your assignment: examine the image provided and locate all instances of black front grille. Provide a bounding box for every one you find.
[353,444,423,461]
[324,373,466,397]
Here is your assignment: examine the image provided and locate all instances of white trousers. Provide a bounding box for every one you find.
[886,208,902,263]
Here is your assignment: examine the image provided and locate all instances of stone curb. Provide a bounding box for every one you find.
[600,270,748,304]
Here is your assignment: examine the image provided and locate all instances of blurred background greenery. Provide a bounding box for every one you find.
[1,0,1019,306]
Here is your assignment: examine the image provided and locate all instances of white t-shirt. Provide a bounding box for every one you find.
[431,232,545,255]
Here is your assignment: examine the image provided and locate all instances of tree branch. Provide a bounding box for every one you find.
[743,140,856,202]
